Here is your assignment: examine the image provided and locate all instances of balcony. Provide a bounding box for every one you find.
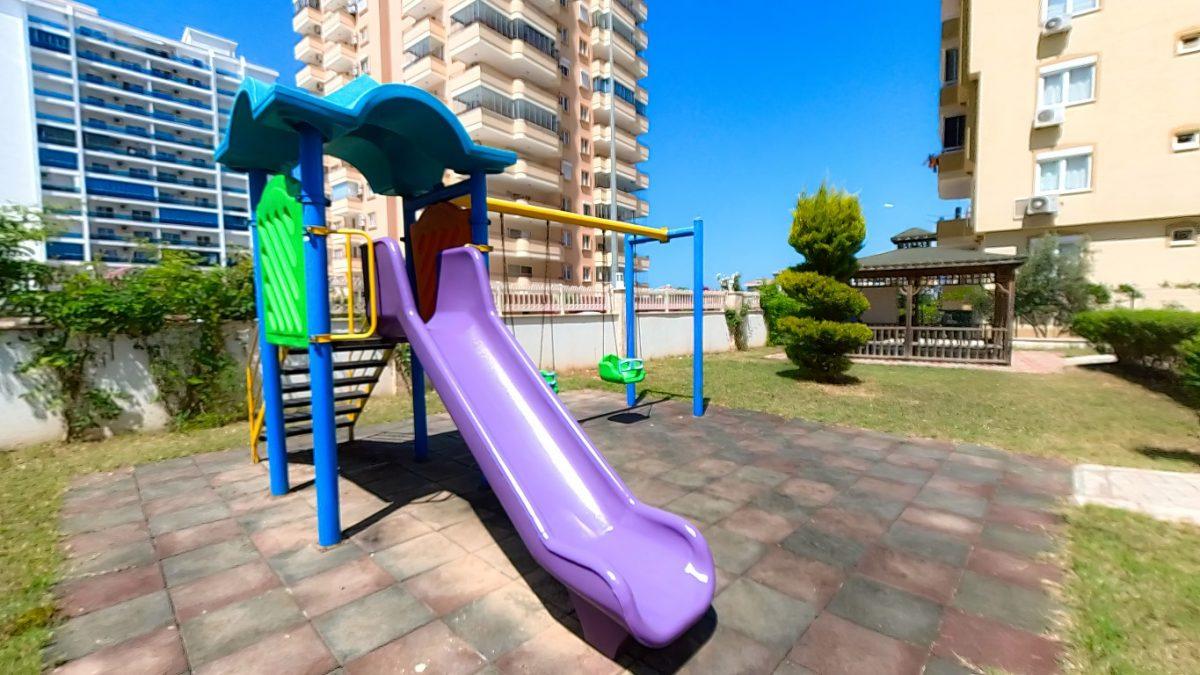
[446,21,558,89]
[403,54,447,91]
[322,8,356,44]
[937,149,973,200]
[454,92,560,159]
[293,5,321,36]
[296,64,329,93]
[489,159,560,198]
[592,156,647,192]
[634,255,650,272]
[324,41,356,73]
[295,35,323,65]
[402,0,442,21]
[591,28,647,78]
[592,92,648,135]
[505,234,564,261]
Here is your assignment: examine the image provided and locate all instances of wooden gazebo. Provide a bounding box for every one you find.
[852,228,1025,365]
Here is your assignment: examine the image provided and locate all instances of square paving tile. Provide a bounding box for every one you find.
[180,587,306,666]
[291,557,396,618]
[781,525,866,568]
[50,626,185,675]
[827,576,943,646]
[170,561,281,623]
[856,546,961,604]
[161,537,260,587]
[704,526,767,574]
[667,492,741,525]
[345,620,486,675]
[967,546,1061,590]
[492,622,622,675]
[314,586,435,663]
[56,564,163,618]
[64,540,157,580]
[790,613,926,675]
[148,501,232,537]
[444,581,555,660]
[268,541,366,585]
[153,519,243,559]
[49,590,174,663]
[934,608,1061,675]
[370,531,465,581]
[952,570,1055,634]
[193,624,335,675]
[719,507,796,543]
[883,522,971,568]
[747,548,845,607]
[713,578,817,653]
[403,554,510,616]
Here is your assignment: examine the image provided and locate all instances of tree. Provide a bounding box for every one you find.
[1116,283,1144,309]
[1015,235,1097,337]
[0,206,55,315]
[774,184,872,380]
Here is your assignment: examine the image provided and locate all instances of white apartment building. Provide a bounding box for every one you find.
[0,0,277,267]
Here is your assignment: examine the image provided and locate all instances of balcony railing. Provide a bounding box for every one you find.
[489,282,741,315]
[450,0,558,59]
[453,86,559,133]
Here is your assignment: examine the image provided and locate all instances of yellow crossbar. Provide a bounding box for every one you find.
[453,196,669,242]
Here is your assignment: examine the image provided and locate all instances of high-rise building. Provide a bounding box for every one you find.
[935,0,1200,309]
[0,0,277,267]
[291,0,650,287]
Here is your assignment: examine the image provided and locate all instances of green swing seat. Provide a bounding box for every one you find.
[540,369,559,393]
[598,354,646,384]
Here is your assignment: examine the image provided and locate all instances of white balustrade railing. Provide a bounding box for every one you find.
[488,282,759,316]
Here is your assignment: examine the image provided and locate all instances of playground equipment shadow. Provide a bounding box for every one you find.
[50,390,1073,674]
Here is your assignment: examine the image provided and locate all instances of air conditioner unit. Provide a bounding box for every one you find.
[1026,195,1060,216]
[1034,105,1065,129]
[1042,15,1072,36]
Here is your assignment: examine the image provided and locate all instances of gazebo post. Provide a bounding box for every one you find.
[903,277,915,358]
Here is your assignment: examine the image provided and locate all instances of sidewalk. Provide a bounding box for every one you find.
[1073,464,1200,525]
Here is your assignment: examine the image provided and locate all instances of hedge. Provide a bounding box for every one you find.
[1071,308,1200,368]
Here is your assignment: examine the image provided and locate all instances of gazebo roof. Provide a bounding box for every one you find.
[889,227,937,244]
[856,246,1026,273]
[215,76,516,199]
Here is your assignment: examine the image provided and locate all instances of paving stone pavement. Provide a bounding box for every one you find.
[1073,463,1200,525]
[50,391,1072,675]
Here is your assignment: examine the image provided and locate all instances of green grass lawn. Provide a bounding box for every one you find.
[0,391,434,673]
[560,348,1200,472]
[1063,506,1200,674]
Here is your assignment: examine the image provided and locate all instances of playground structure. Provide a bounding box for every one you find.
[217,76,711,655]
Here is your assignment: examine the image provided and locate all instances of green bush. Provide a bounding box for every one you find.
[1179,336,1200,393]
[776,270,868,320]
[758,281,803,345]
[1071,308,1200,369]
[778,317,873,379]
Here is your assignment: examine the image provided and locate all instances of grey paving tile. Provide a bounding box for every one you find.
[445,581,555,660]
[48,591,170,663]
[732,465,789,487]
[828,576,943,646]
[180,587,305,665]
[713,578,816,652]
[832,491,908,522]
[65,540,156,579]
[867,462,932,486]
[667,492,741,525]
[953,570,1055,633]
[371,531,465,581]
[60,505,145,536]
[914,487,989,519]
[148,501,232,536]
[980,523,1057,558]
[138,476,209,502]
[781,526,866,568]
[704,526,767,574]
[883,522,971,567]
[162,537,259,587]
[314,586,435,663]
[268,542,365,585]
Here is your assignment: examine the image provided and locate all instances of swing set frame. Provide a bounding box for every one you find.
[463,196,705,416]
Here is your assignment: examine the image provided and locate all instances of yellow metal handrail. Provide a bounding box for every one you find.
[330,228,378,341]
[453,196,669,242]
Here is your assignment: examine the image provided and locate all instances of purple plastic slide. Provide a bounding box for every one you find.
[373,239,714,654]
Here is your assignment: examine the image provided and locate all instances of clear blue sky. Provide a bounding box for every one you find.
[88,0,960,287]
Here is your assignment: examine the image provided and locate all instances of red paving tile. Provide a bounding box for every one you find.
[885,453,941,472]
[852,477,921,501]
[967,547,1062,591]
[777,477,839,507]
[747,548,845,607]
[142,489,221,519]
[986,503,1063,531]
[194,624,335,675]
[790,613,925,675]
[934,608,1062,675]
[57,564,164,618]
[811,507,888,542]
[291,557,395,618]
[720,507,796,543]
[169,561,280,623]
[250,516,320,557]
[153,518,243,559]
[62,522,149,559]
[402,555,509,616]
[856,546,962,604]
[899,506,983,540]
[926,474,995,499]
[60,491,141,517]
[345,621,486,675]
[51,626,186,675]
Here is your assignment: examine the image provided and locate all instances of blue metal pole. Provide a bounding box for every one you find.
[402,205,428,462]
[624,234,636,407]
[297,125,340,546]
[693,218,704,417]
[468,173,489,269]
[248,170,289,496]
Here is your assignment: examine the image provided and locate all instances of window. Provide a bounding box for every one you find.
[1174,130,1200,153]
[507,228,528,239]
[558,94,570,112]
[359,57,370,74]
[580,139,590,154]
[582,266,592,282]
[1180,32,1200,55]
[561,197,573,212]
[1170,226,1197,247]
[579,105,589,122]
[582,204,592,216]
[507,264,533,277]
[1037,147,1093,194]
[562,264,573,280]
[582,234,592,250]
[942,115,966,150]
[561,160,573,179]
[1033,234,1086,257]
[1044,0,1098,19]
[579,70,590,89]
[1039,57,1096,107]
[943,48,960,84]
[579,38,588,56]
[562,229,573,248]
[580,170,590,186]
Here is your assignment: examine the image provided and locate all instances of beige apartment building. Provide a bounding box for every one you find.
[291,0,650,287]
[936,0,1200,309]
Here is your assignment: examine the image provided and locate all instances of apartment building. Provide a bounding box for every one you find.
[291,0,650,287]
[0,0,276,267]
[935,0,1200,308]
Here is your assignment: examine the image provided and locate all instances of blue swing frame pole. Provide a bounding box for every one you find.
[692,218,705,417]
[401,204,428,463]
[297,124,341,547]
[248,170,290,495]
[624,234,636,407]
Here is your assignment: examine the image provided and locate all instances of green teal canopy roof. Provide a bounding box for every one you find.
[215,76,516,199]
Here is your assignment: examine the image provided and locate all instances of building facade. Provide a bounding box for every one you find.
[291,0,650,287]
[936,0,1200,309]
[0,0,276,267]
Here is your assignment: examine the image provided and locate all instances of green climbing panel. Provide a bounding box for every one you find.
[256,175,308,349]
